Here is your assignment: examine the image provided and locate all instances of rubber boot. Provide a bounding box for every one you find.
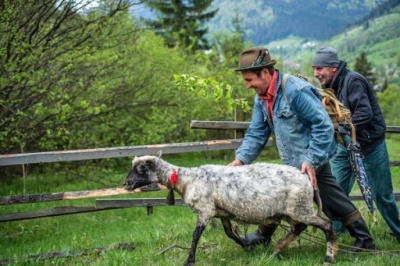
[343,212,376,252]
[241,224,278,247]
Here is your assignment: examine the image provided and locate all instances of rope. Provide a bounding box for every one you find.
[278,223,400,255]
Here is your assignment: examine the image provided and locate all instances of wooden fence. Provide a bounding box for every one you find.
[1,122,399,222]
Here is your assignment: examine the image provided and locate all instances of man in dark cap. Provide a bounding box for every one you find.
[312,46,400,243]
[229,47,376,252]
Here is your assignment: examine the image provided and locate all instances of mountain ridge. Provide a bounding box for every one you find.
[131,0,393,44]
[207,0,388,44]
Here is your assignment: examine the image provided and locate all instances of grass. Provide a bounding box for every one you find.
[1,145,400,266]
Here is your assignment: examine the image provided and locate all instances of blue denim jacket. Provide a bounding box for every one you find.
[236,72,337,169]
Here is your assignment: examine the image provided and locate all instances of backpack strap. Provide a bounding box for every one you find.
[281,74,290,106]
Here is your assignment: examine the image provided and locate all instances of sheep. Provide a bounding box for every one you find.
[124,153,338,266]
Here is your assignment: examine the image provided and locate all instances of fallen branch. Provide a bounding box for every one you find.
[157,243,216,255]
[0,242,135,265]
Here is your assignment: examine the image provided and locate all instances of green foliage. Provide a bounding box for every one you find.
[377,85,400,140]
[0,0,132,154]
[173,74,251,113]
[354,52,377,86]
[0,0,230,166]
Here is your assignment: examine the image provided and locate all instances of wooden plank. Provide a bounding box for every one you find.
[0,206,99,222]
[386,126,400,133]
[190,121,400,133]
[0,198,185,222]
[350,192,400,201]
[190,120,250,130]
[96,198,185,208]
[0,186,167,205]
[390,161,400,167]
[0,139,243,166]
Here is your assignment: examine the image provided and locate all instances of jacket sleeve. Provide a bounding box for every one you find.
[346,79,373,129]
[291,86,336,168]
[236,95,272,165]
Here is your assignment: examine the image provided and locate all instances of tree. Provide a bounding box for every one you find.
[144,0,218,51]
[354,51,377,86]
[0,0,138,154]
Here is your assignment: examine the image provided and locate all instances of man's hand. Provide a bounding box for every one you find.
[301,162,317,190]
[228,159,244,166]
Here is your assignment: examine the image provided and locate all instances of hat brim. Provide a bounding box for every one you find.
[234,60,277,71]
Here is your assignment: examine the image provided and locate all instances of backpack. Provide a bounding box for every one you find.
[282,74,355,145]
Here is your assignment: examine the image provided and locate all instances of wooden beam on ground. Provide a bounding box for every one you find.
[0,186,167,205]
[0,198,184,222]
[0,139,243,166]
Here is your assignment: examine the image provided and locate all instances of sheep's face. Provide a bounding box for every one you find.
[124,157,157,191]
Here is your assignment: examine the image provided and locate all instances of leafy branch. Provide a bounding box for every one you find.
[173,74,251,112]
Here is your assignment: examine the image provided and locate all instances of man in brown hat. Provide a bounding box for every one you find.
[229,47,376,252]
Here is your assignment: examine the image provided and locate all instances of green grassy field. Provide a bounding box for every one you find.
[1,140,399,266]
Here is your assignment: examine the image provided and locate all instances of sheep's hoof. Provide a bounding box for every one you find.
[238,239,255,251]
[242,243,255,251]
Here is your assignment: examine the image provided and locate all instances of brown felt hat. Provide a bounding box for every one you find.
[235,47,277,71]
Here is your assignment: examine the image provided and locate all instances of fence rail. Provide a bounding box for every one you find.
[0,198,186,222]
[0,186,163,205]
[190,120,400,133]
[0,139,243,166]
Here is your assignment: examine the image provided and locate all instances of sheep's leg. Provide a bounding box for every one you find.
[306,217,338,265]
[185,217,207,266]
[269,223,307,260]
[219,218,250,250]
[321,227,338,266]
[316,222,337,266]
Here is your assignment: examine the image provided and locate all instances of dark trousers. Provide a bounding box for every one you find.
[317,162,358,222]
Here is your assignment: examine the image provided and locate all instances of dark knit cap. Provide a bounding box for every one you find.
[312,47,340,67]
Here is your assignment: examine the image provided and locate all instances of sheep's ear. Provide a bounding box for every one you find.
[156,150,162,158]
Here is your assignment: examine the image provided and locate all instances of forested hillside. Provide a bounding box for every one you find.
[265,4,400,83]
[200,0,386,44]
[133,0,392,44]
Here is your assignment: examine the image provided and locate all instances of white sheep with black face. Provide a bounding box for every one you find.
[124,152,337,266]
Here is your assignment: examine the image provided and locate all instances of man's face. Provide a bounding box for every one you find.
[241,68,271,96]
[313,66,337,87]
